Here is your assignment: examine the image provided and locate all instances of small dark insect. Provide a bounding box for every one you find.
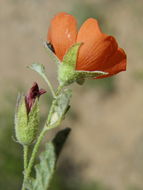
[46,42,55,53]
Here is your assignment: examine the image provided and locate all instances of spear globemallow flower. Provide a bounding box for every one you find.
[47,12,127,83]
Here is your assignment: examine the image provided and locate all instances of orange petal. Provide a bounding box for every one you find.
[48,12,77,61]
[76,34,118,71]
[96,48,127,79]
[77,18,102,43]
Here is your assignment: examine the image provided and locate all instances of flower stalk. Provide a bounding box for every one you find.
[23,145,29,171]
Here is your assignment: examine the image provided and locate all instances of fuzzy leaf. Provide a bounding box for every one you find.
[25,128,71,190]
[29,63,45,76]
[47,89,72,128]
[28,63,53,88]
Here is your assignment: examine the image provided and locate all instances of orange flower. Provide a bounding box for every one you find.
[47,12,127,79]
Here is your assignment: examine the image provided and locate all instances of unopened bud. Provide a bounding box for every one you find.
[14,83,46,145]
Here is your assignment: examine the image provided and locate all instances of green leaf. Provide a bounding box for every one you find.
[28,63,48,81]
[25,128,71,190]
[43,42,61,65]
[28,62,56,98]
[47,89,72,129]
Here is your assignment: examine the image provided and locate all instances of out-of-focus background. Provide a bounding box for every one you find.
[0,0,143,189]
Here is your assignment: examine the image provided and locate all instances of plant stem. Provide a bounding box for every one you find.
[21,127,47,190]
[21,146,29,190]
[46,85,64,125]
[21,182,25,190]
[42,75,56,98]
[56,85,64,96]
[25,127,47,179]
[23,145,28,170]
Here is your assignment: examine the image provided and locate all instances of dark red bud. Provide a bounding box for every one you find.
[25,82,46,113]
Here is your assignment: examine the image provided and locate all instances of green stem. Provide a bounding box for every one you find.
[25,128,47,179]
[23,145,28,170]
[56,85,64,96]
[21,177,27,190]
[42,75,56,98]
[21,128,48,190]
[21,182,25,190]
[21,146,29,190]
[46,85,64,126]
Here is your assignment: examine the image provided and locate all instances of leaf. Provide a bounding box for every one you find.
[28,63,48,81]
[43,42,61,65]
[25,128,71,190]
[47,89,72,128]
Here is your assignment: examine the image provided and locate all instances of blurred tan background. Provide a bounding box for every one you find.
[1,0,143,190]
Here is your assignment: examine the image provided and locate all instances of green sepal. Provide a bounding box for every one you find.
[62,42,82,67]
[58,43,82,86]
[47,89,72,129]
[76,78,85,85]
[15,94,28,145]
[58,42,108,86]
[75,70,108,85]
[27,98,39,144]
[15,94,39,145]
[25,128,71,190]
[76,70,108,79]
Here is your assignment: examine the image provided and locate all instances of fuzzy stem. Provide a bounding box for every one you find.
[56,85,64,96]
[21,128,47,190]
[23,145,28,170]
[25,128,47,179]
[21,146,29,190]
[42,74,56,98]
[21,182,25,190]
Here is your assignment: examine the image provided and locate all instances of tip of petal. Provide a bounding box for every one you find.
[51,12,72,19]
[77,17,102,43]
[84,18,102,32]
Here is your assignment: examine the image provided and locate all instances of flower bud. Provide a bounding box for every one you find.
[15,83,46,145]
